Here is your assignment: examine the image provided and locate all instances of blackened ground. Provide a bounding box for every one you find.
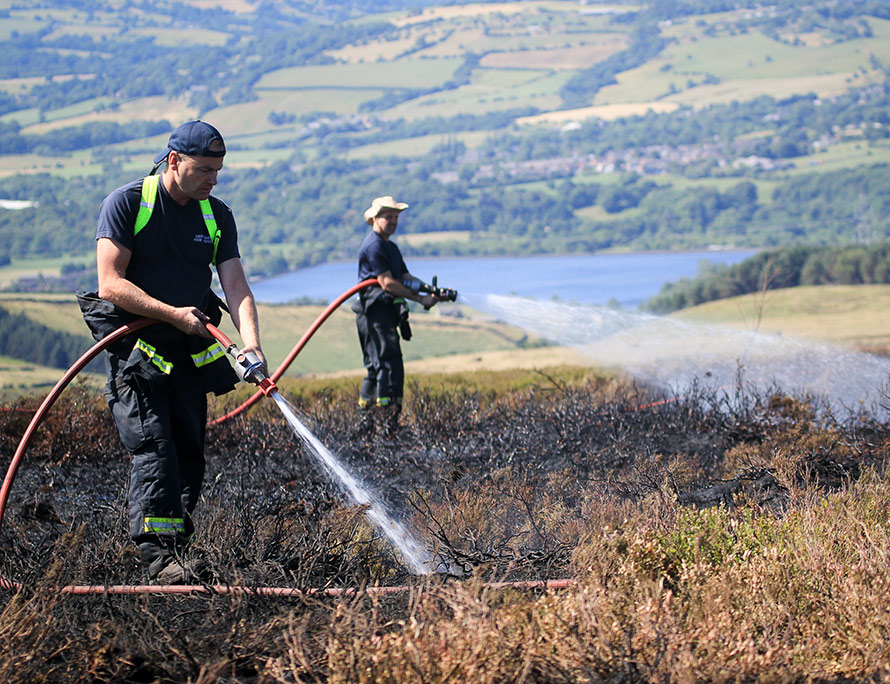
[2,378,886,587]
[1,376,888,683]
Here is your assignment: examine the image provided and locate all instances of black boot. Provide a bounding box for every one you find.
[139,541,206,584]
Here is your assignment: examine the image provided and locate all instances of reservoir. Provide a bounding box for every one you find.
[251,249,759,308]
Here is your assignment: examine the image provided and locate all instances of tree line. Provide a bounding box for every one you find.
[1,155,888,283]
[642,242,890,313]
[0,306,98,371]
[0,120,170,155]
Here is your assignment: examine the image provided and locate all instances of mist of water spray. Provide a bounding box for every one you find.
[269,391,435,575]
[462,293,890,416]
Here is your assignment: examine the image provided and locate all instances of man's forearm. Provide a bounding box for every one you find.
[217,258,263,353]
[380,275,424,303]
[100,274,178,323]
[231,294,262,350]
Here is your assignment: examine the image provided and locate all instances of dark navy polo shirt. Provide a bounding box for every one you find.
[357,230,408,282]
[97,177,239,309]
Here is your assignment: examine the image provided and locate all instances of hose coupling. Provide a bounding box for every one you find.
[230,348,277,396]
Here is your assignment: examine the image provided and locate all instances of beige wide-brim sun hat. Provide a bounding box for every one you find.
[364,196,409,224]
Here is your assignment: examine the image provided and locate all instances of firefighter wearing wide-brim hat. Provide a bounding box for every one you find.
[352,196,440,435]
[81,120,266,583]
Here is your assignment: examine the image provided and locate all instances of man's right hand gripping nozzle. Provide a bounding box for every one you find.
[232,349,277,396]
[402,275,458,303]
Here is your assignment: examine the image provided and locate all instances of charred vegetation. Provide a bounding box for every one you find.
[1,370,889,682]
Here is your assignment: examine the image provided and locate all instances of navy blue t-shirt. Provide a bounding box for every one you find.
[357,230,407,282]
[96,177,239,309]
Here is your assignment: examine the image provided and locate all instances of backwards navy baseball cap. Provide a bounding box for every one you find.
[153,120,226,165]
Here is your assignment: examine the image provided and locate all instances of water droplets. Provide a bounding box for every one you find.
[269,391,435,575]
[468,294,890,416]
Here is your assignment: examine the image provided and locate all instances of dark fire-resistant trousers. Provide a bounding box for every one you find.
[105,367,207,549]
[356,301,404,404]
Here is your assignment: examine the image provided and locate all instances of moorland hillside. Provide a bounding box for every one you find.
[2,369,889,682]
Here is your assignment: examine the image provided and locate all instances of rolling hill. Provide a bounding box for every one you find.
[1,0,889,284]
[3,280,889,398]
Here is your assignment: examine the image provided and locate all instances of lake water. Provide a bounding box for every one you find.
[251,249,759,308]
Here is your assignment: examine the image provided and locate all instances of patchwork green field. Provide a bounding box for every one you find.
[3,1,887,177]
[256,59,462,90]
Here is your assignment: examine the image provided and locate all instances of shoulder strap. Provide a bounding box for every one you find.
[134,175,160,236]
[132,176,220,265]
[199,198,220,266]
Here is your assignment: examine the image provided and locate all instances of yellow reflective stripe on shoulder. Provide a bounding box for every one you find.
[143,516,185,534]
[199,198,220,265]
[133,178,220,265]
[191,341,226,368]
[134,175,160,236]
[135,338,173,375]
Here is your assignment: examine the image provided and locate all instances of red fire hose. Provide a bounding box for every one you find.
[0,280,577,596]
[210,278,377,424]
[54,577,574,596]
[0,317,157,533]
[0,281,390,593]
[0,280,377,533]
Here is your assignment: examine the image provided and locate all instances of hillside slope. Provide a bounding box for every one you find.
[2,0,890,284]
[0,293,555,394]
[673,283,890,352]
[4,283,889,399]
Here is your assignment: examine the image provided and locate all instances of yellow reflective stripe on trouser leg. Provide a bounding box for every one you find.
[143,517,186,534]
[191,341,226,368]
[135,338,173,375]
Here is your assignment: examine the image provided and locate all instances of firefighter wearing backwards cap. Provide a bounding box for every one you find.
[352,196,442,436]
[79,120,266,583]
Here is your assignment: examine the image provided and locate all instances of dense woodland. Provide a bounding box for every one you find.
[0,306,100,371]
[642,242,890,313]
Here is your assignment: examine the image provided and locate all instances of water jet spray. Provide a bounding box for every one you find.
[202,322,436,574]
[465,293,890,417]
[1,280,441,592]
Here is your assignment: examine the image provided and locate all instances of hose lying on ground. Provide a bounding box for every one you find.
[0,280,393,593]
